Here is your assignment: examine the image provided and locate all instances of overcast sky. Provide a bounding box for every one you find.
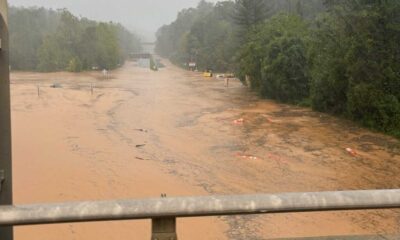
[9,0,218,40]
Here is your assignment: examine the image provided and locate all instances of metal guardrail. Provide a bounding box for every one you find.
[2,190,400,226]
[1,190,400,239]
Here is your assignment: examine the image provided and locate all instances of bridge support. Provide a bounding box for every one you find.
[0,0,12,239]
[151,218,178,240]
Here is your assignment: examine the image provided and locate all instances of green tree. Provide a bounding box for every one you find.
[95,23,122,70]
[155,1,214,61]
[10,7,141,72]
[156,1,237,71]
[261,15,310,103]
[233,0,268,43]
[239,14,310,103]
[37,36,65,71]
[233,0,268,29]
[9,7,60,70]
[311,0,400,135]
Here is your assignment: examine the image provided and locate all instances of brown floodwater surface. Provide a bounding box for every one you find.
[10,61,400,239]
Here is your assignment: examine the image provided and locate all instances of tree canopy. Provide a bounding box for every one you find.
[10,7,142,72]
[156,0,400,137]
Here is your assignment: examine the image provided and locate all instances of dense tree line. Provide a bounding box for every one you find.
[9,7,141,72]
[310,1,400,135]
[156,0,400,137]
[156,0,324,71]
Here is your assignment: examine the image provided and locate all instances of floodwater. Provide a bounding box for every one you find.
[10,61,400,239]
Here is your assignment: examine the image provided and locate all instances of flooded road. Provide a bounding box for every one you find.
[10,61,400,239]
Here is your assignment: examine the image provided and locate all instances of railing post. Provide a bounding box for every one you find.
[0,0,12,239]
[151,218,178,240]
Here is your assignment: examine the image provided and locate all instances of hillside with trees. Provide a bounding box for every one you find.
[9,7,141,72]
[156,0,400,137]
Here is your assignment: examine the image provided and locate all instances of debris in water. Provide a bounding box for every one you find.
[233,118,244,125]
[135,129,148,133]
[346,148,358,157]
[236,152,259,160]
[50,83,62,88]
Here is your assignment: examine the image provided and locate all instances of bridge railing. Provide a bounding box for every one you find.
[1,189,400,239]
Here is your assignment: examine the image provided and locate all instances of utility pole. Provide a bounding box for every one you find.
[0,0,13,239]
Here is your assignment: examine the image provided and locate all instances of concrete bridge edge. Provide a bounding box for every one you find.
[0,0,13,239]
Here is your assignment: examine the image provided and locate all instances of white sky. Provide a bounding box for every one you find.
[8,0,219,40]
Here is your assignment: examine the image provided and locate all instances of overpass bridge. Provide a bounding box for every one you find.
[140,41,156,55]
[130,43,155,61]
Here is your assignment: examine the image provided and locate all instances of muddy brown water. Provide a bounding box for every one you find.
[10,61,400,239]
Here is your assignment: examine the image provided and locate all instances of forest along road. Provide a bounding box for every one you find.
[10,60,400,240]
